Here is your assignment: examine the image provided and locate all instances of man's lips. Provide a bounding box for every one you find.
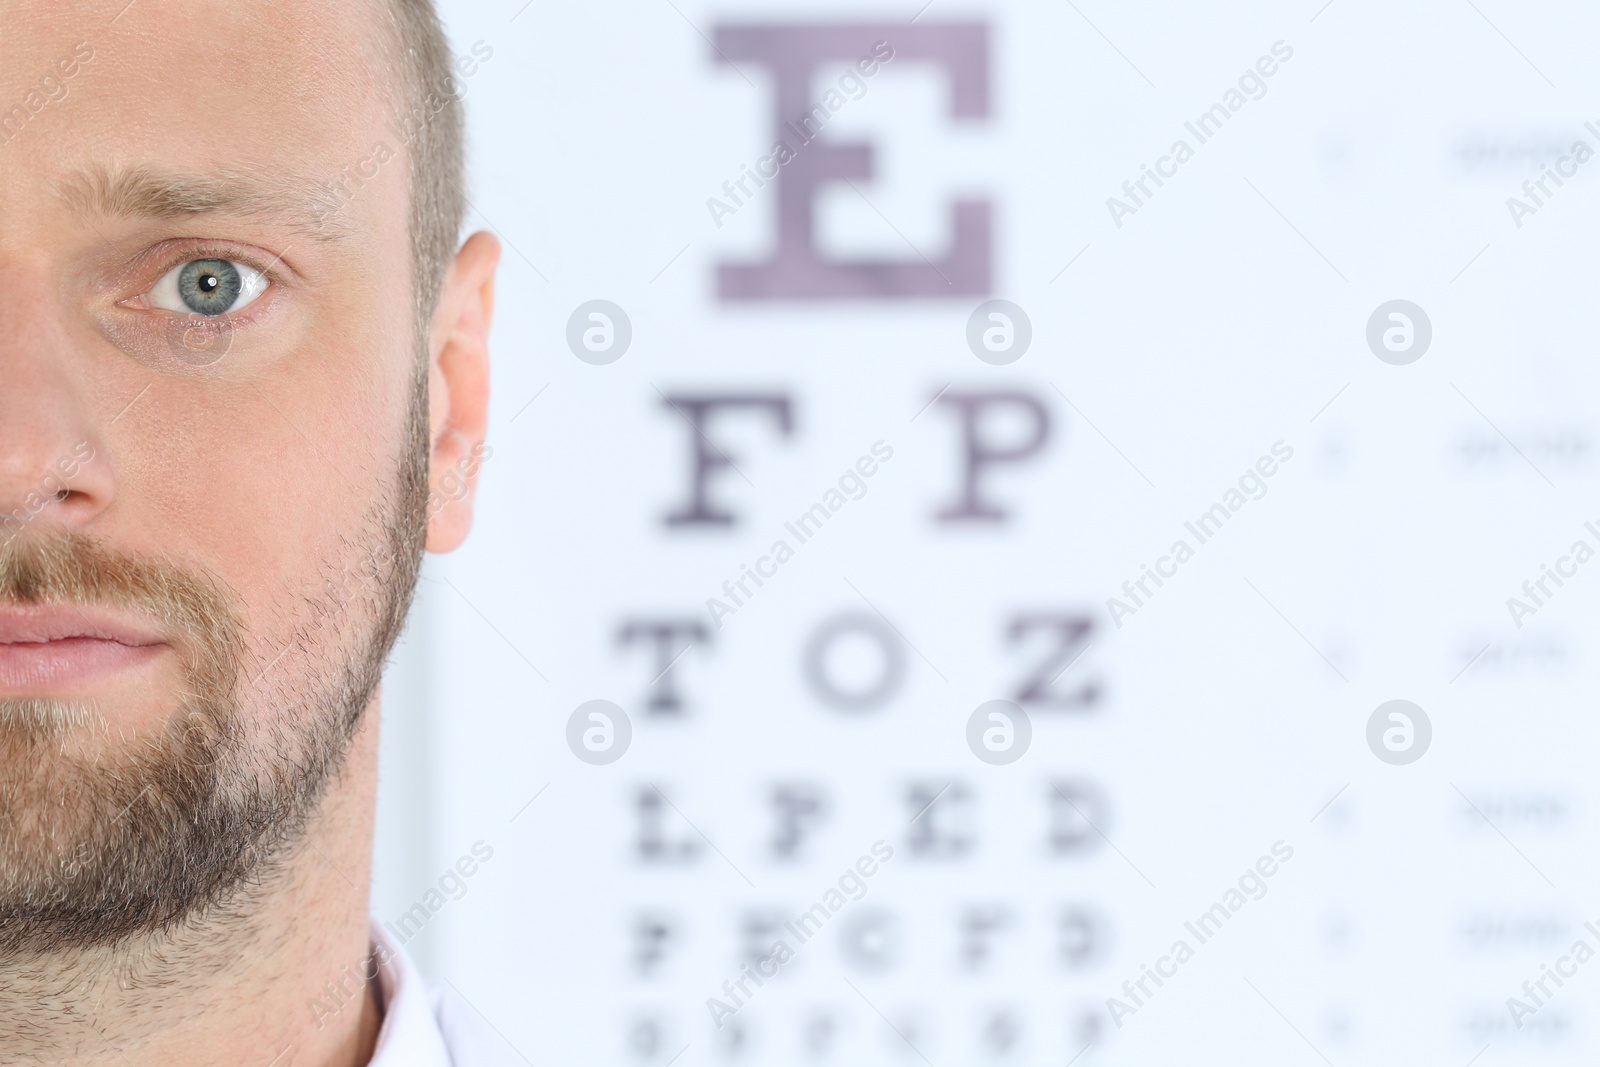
[0,604,170,694]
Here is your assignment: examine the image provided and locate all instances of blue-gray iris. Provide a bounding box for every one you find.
[178,259,242,316]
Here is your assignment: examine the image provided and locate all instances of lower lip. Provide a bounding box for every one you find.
[0,638,167,693]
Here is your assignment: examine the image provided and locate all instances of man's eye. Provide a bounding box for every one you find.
[147,258,268,317]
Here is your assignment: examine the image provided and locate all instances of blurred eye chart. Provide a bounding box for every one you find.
[372,2,1600,1064]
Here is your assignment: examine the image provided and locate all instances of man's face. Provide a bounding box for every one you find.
[0,0,431,949]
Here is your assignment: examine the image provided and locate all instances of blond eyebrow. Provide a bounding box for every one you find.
[55,164,355,243]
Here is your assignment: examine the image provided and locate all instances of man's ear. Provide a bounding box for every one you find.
[425,230,501,553]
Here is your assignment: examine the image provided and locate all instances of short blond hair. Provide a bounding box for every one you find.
[382,0,467,337]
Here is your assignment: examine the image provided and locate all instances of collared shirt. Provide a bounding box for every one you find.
[367,921,525,1067]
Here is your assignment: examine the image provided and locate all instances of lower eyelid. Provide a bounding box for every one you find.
[98,307,249,372]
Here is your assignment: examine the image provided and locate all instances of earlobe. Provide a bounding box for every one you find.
[424,230,501,554]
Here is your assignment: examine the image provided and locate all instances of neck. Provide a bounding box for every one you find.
[0,705,385,1067]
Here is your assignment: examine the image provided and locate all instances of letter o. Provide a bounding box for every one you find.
[803,612,905,712]
[840,909,900,971]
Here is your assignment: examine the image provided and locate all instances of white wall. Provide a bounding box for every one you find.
[378,2,1600,1063]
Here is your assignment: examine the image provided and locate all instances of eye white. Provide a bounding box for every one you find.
[146,259,269,316]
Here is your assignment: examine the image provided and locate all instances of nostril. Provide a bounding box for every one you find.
[0,443,104,532]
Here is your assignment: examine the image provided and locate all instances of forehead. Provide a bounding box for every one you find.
[0,0,400,219]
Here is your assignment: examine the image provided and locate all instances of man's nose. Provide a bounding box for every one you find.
[0,278,115,537]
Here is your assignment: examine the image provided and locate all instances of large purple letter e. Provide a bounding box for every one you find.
[714,23,991,300]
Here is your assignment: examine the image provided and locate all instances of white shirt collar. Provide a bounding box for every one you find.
[365,920,526,1067]
[367,920,454,1067]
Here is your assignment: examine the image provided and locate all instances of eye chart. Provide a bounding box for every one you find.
[372,2,1600,1063]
